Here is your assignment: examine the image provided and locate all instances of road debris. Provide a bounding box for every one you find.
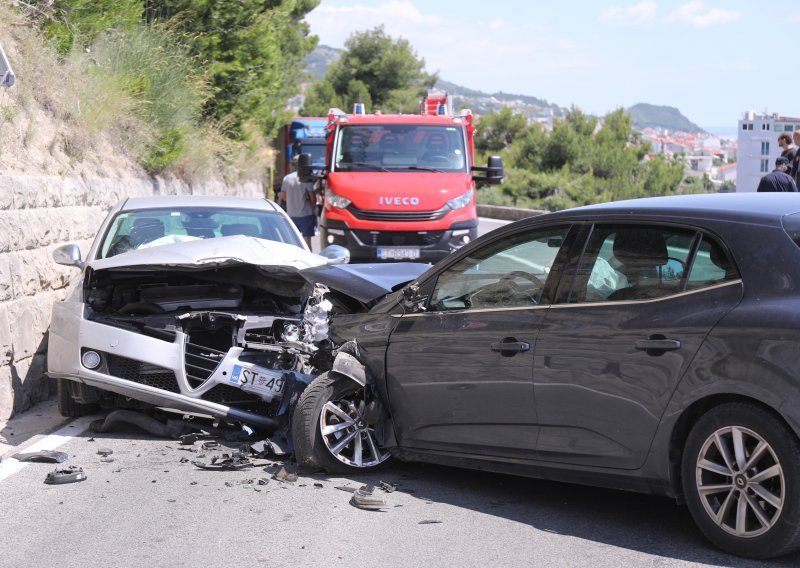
[192,453,253,471]
[272,466,298,483]
[349,484,388,511]
[418,520,443,525]
[12,450,68,463]
[97,448,113,457]
[44,466,87,485]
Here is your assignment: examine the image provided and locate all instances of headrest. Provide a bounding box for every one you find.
[613,229,667,268]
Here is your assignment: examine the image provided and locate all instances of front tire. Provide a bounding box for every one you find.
[682,402,800,558]
[292,372,392,474]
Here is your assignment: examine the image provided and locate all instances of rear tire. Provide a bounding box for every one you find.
[682,402,800,558]
[292,372,392,474]
[57,379,97,418]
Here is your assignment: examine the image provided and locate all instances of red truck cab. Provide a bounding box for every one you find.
[299,92,503,263]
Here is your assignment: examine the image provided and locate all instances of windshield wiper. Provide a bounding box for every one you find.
[337,161,390,172]
[405,165,445,173]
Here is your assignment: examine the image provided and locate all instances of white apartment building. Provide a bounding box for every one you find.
[736,111,800,192]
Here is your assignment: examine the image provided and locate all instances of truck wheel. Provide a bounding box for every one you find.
[57,379,97,418]
[681,402,800,558]
[292,372,392,474]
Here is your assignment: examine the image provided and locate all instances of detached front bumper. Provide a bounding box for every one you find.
[47,301,312,428]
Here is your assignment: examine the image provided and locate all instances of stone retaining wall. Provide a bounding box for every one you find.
[0,174,264,420]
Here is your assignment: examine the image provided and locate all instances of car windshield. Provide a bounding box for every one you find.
[99,207,303,258]
[333,124,468,173]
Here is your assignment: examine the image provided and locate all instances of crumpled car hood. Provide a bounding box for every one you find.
[89,236,326,271]
[88,235,430,303]
[301,263,430,303]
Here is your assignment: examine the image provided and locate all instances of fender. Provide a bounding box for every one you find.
[331,351,367,387]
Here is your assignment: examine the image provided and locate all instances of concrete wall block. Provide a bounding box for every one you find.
[0,303,11,362]
[0,176,18,210]
[8,296,50,360]
[0,253,10,302]
[0,365,12,422]
[61,176,86,207]
[12,175,50,209]
[10,354,53,414]
[0,214,10,253]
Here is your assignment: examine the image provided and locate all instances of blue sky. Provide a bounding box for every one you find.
[306,1,798,130]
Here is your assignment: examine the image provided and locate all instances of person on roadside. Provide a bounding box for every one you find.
[279,157,317,250]
[778,133,796,163]
[791,130,800,185]
[757,156,798,192]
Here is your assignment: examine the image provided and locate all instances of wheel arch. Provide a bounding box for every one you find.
[668,393,793,502]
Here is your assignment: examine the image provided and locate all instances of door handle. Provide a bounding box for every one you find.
[491,339,530,355]
[635,338,681,352]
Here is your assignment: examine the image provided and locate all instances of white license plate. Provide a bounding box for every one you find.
[231,364,285,396]
[377,247,420,260]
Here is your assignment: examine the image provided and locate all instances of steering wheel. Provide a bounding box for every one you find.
[499,271,545,303]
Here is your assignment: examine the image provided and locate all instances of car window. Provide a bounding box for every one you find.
[569,225,694,303]
[569,225,738,303]
[686,237,739,289]
[429,226,570,311]
[100,207,303,258]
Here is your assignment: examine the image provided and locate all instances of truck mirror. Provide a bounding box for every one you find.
[471,155,504,185]
[297,153,314,182]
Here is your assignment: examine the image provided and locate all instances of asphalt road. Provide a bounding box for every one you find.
[1,414,796,568]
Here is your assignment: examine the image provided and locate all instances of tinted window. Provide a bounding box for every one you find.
[429,226,569,311]
[570,225,694,303]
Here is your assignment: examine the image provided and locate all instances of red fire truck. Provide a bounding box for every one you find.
[299,91,503,263]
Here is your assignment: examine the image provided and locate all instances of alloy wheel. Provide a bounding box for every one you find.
[695,425,784,537]
[319,392,390,468]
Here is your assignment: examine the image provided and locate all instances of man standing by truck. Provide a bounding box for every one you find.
[279,156,318,250]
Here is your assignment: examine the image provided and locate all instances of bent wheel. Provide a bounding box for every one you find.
[292,372,392,474]
[682,402,800,558]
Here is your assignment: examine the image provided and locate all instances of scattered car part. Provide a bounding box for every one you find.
[97,448,113,457]
[12,450,68,463]
[418,520,443,525]
[349,484,387,511]
[272,466,298,483]
[192,453,252,470]
[44,466,87,485]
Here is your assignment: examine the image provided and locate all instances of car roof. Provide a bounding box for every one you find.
[539,193,800,227]
[119,196,280,212]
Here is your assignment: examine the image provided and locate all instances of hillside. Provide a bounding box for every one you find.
[304,46,705,132]
[627,103,706,134]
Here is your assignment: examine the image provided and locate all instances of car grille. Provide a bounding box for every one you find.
[184,342,226,387]
[347,205,448,222]
[104,353,179,393]
[351,230,444,247]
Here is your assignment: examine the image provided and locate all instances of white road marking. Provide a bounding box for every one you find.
[0,416,95,483]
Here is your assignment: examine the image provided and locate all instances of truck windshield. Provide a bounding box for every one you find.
[333,125,468,173]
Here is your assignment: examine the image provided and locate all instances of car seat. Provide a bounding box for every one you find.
[607,229,669,301]
[129,218,165,247]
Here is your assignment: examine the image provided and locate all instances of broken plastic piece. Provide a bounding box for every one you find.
[272,467,298,483]
[44,466,87,485]
[418,520,443,524]
[349,484,388,511]
[378,481,398,493]
[12,450,68,463]
[192,453,252,470]
[97,448,113,457]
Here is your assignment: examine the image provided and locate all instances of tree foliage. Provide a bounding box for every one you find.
[144,0,320,138]
[35,0,142,53]
[478,106,691,211]
[302,26,436,115]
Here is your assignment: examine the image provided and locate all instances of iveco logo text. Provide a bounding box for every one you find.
[379,196,420,205]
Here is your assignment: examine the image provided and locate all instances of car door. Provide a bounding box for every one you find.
[533,223,743,469]
[384,224,576,459]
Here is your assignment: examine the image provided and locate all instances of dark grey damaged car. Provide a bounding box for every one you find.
[292,192,800,559]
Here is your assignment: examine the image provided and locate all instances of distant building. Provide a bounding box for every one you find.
[736,111,800,192]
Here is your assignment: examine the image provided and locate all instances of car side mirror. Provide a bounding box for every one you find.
[319,244,350,265]
[53,243,84,268]
[400,283,428,312]
[472,155,504,185]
